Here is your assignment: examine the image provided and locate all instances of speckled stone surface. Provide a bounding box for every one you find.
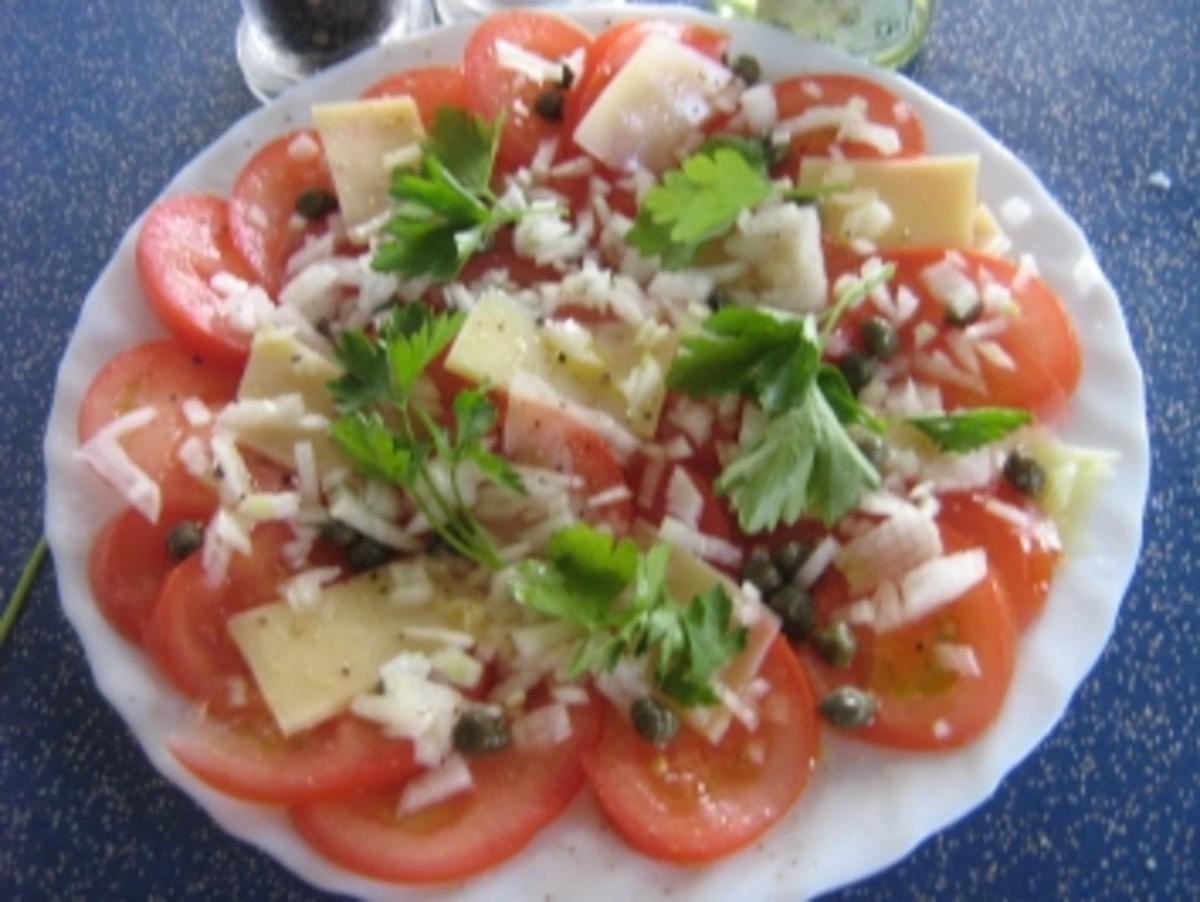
[0,0,1195,898]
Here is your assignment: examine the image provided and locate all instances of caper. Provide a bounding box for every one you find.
[452,709,511,756]
[706,288,731,311]
[854,431,889,471]
[320,518,358,548]
[741,548,783,596]
[1003,448,1046,497]
[860,315,899,361]
[772,540,811,581]
[534,88,566,122]
[165,520,204,561]
[558,64,575,90]
[839,351,876,395]
[345,535,393,572]
[818,686,878,729]
[631,696,679,746]
[731,53,762,85]
[295,187,338,220]
[762,135,792,171]
[768,584,815,641]
[811,621,857,669]
[944,301,983,327]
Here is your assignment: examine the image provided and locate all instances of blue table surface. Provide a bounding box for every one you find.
[1,0,1196,898]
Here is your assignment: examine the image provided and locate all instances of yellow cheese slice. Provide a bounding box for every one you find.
[235,328,347,472]
[227,563,487,735]
[312,97,424,230]
[971,202,1011,255]
[573,35,732,173]
[444,290,674,437]
[798,154,980,248]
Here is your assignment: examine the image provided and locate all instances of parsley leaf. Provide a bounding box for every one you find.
[510,524,747,708]
[627,145,772,269]
[371,107,518,282]
[907,407,1032,452]
[329,304,523,569]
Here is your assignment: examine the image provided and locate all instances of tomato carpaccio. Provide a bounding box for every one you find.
[76,8,1089,888]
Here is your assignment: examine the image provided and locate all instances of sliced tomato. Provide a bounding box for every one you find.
[563,19,730,143]
[503,395,633,534]
[360,65,469,126]
[801,525,1017,750]
[584,640,817,864]
[831,246,1083,418]
[772,74,926,163]
[938,485,1061,630]
[78,340,239,513]
[290,695,603,883]
[229,129,334,296]
[169,704,419,805]
[88,504,210,645]
[144,523,293,706]
[136,194,261,366]
[462,10,593,172]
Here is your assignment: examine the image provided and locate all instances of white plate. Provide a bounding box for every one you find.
[43,6,1150,899]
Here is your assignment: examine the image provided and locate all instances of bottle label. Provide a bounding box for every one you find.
[756,0,915,56]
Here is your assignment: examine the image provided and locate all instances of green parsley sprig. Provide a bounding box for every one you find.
[371,107,520,282]
[328,304,524,569]
[668,266,895,532]
[511,524,748,707]
[907,407,1032,453]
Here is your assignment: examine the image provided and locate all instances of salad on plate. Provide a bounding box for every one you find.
[59,7,1126,891]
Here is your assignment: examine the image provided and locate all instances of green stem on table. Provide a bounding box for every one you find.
[0,537,48,647]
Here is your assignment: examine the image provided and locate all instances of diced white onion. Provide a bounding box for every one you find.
[397,755,474,816]
[664,466,704,529]
[75,406,162,524]
[512,703,573,749]
[282,566,342,610]
[935,642,982,678]
[898,548,988,625]
[797,535,842,588]
[659,516,743,568]
[329,490,421,551]
[181,397,212,427]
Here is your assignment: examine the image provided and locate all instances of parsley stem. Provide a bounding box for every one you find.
[1,536,48,648]
[819,264,897,347]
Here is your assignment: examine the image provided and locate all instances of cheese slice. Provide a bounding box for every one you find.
[228,562,488,735]
[444,289,675,437]
[971,202,1011,256]
[798,155,980,248]
[573,34,732,173]
[312,97,424,230]
[235,328,346,472]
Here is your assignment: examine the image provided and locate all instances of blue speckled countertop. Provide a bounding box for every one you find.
[1,0,1195,898]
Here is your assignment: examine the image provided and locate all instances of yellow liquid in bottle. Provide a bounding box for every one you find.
[706,0,935,69]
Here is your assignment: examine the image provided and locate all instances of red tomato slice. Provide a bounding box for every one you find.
[229,129,334,297]
[137,194,261,366]
[772,74,926,162]
[360,65,469,126]
[563,19,730,144]
[583,639,817,864]
[938,485,1061,631]
[290,695,603,883]
[170,704,419,805]
[503,395,633,534]
[88,504,211,645]
[144,523,293,706]
[831,246,1083,418]
[78,340,239,513]
[801,525,1017,750]
[462,10,593,172]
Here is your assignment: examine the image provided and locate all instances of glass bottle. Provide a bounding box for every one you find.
[704,0,935,69]
[434,0,614,23]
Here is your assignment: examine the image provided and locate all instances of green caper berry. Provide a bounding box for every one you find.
[812,621,857,668]
[818,686,878,729]
[944,301,983,327]
[1003,448,1046,497]
[854,432,889,471]
[768,584,815,641]
[839,352,876,395]
[452,709,511,755]
[165,520,204,561]
[295,188,338,220]
[741,552,783,597]
[860,316,899,361]
[731,53,762,85]
[772,541,811,580]
[534,88,566,122]
[631,696,679,745]
[345,535,393,572]
[320,518,358,548]
[707,288,731,311]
